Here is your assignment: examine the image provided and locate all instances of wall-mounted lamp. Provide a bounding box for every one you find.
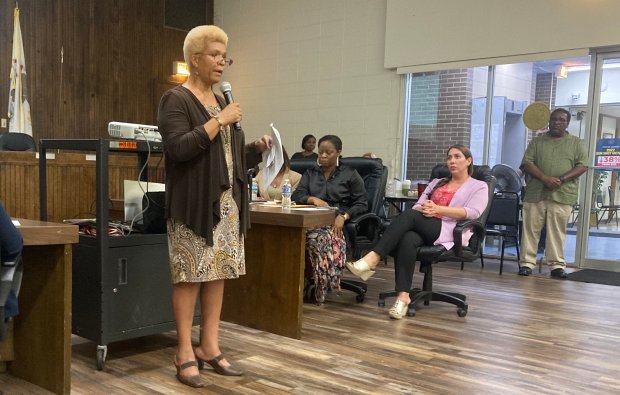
[173,61,190,76]
[557,65,568,79]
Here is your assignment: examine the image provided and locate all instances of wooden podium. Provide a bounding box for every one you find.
[11,219,78,394]
[222,205,335,339]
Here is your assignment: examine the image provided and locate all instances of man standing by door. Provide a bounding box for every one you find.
[518,108,588,278]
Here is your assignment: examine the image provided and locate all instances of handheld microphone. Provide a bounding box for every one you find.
[219,81,241,131]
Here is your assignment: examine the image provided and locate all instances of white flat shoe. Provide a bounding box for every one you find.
[345,258,376,281]
[389,299,409,320]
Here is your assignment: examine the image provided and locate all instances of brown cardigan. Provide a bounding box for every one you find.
[157,85,261,245]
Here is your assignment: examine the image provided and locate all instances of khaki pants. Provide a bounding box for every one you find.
[520,199,573,270]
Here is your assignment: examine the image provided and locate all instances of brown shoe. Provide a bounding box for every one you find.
[175,359,204,388]
[196,353,243,376]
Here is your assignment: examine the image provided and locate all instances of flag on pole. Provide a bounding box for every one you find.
[8,5,32,136]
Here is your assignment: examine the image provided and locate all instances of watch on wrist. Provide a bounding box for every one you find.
[559,175,566,183]
[340,212,350,221]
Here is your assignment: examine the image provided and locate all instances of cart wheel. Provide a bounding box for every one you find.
[457,308,468,317]
[378,298,385,307]
[96,345,108,370]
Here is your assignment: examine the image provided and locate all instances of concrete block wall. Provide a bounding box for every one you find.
[214,0,403,177]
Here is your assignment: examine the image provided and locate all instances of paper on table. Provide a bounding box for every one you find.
[257,123,284,193]
[258,202,315,208]
[292,207,335,211]
[11,220,20,226]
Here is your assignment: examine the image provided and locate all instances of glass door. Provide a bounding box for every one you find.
[576,50,620,269]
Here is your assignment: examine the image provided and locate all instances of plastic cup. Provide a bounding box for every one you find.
[401,180,411,196]
[394,181,402,196]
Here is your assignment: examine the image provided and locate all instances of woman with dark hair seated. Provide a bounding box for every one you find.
[292,135,367,304]
[346,144,488,319]
[291,134,318,160]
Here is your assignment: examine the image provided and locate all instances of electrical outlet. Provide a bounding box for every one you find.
[1,118,6,128]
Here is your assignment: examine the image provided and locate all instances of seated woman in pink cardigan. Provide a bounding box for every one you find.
[346,144,488,319]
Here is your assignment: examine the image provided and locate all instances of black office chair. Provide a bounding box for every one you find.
[0,132,36,152]
[290,157,387,303]
[428,164,485,270]
[378,165,495,317]
[484,191,520,275]
[343,158,388,260]
[341,158,388,302]
[0,251,23,341]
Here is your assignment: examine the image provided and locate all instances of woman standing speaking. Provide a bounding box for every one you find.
[158,25,271,388]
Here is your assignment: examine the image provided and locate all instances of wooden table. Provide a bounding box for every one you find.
[221,204,335,339]
[10,219,78,394]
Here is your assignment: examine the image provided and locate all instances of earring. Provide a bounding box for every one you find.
[336,157,339,167]
[317,158,321,166]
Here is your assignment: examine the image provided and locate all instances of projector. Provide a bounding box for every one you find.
[108,122,162,142]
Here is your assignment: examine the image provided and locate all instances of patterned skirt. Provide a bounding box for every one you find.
[305,225,346,304]
[167,189,245,284]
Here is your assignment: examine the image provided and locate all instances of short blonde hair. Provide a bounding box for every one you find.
[183,25,228,64]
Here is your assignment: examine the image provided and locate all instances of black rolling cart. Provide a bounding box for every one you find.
[38,139,192,370]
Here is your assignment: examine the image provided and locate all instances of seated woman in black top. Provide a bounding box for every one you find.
[291,134,318,161]
[291,135,367,304]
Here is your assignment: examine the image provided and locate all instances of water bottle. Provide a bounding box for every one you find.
[281,178,292,210]
[251,178,258,201]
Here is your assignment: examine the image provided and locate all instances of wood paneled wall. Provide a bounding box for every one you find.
[0,151,165,222]
[0,0,213,140]
[0,0,210,220]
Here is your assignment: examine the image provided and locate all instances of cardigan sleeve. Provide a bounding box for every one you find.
[158,88,212,163]
[461,180,489,219]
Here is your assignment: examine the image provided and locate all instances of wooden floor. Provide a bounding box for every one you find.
[2,259,620,394]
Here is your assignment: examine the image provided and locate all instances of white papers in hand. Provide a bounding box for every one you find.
[258,123,284,192]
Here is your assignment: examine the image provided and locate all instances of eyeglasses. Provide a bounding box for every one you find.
[195,52,234,66]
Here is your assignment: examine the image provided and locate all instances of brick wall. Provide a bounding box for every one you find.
[528,72,557,141]
[534,72,556,107]
[406,69,473,180]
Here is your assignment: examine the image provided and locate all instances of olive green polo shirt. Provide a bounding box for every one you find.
[522,133,587,205]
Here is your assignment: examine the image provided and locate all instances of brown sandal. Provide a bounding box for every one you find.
[196,353,243,376]
[175,359,204,388]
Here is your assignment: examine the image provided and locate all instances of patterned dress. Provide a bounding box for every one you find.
[305,226,346,304]
[167,105,245,284]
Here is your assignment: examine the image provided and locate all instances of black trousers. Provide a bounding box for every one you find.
[373,209,441,292]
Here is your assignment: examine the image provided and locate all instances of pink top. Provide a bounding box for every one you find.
[414,177,489,250]
[430,184,457,218]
